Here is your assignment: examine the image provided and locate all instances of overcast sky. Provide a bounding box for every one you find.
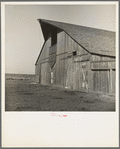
[5,4,116,74]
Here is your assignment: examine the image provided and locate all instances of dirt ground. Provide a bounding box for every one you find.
[5,74,115,111]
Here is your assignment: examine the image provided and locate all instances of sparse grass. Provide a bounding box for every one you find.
[5,74,115,111]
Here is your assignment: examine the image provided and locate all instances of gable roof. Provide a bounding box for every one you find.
[37,19,115,60]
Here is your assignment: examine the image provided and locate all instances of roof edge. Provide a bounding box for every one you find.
[38,18,116,33]
[35,41,46,65]
[38,19,90,54]
[36,19,115,60]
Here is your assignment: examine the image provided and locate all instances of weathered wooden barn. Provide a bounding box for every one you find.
[35,19,116,94]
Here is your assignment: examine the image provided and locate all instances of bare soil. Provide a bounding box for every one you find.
[5,74,115,111]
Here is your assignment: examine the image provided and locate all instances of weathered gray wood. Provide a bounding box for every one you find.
[88,54,92,92]
[112,70,115,93]
[36,28,115,94]
[109,69,113,93]
[91,61,115,70]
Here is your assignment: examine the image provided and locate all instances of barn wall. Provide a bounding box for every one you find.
[35,64,41,82]
[35,38,51,83]
[36,31,115,94]
[55,31,66,87]
[55,31,89,91]
[90,55,116,94]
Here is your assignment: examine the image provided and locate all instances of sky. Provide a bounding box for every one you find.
[5,3,116,74]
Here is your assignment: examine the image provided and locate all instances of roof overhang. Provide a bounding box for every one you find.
[35,19,115,65]
[38,19,62,41]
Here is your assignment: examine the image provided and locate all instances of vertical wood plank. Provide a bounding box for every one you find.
[110,69,113,93]
[113,70,115,93]
[88,54,92,92]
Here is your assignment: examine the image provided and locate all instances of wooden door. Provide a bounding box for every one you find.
[93,70,110,93]
[111,69,115,94]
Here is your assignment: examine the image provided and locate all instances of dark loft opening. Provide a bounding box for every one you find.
[51,30,57,46]
[73,51,77,56]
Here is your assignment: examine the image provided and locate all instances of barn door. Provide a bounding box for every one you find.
[93,70,110,93]
[110,69,115,94]
[112,69,115,93]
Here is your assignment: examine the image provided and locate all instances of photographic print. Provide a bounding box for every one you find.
[2,1,119,148]
[5,3,117,111]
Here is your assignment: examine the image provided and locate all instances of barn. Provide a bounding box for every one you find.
[35,19,116,94]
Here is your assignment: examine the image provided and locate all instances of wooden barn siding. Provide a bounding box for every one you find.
[35,64,41,82]
[55,31,66,87]
[35,38,51,83]
[91,55,115,94]
[49,44,57,68]
[55,31,89,91]
[36,31,115,94]
[65,35,89,91]
[55,32,115,94]
[36,31,90,91]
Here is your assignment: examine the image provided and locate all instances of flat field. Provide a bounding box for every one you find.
[5,74,115,111]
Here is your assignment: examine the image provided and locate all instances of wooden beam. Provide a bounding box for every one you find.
[56,52,67,56]
[74,60,89,63]
[91,61,115,69]
[91,60,115,63]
